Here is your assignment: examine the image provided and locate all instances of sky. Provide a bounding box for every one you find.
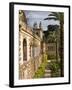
[24,10,60,31]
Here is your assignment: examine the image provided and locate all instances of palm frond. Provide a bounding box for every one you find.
[44,17,58,20]
[48,12,60,20]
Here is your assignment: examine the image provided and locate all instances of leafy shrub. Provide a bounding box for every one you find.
[49,62,60,71]
[49,61,61,77]
[34,54,47,78]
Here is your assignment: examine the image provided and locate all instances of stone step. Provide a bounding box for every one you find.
[45,69,51,73]
[44,73,51,77]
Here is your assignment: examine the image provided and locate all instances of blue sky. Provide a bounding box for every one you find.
[24,10,60,31]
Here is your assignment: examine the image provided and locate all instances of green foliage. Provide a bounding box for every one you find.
[49,61,60,71]
[48,12,64,24]
[44,12,64,77]
[49,61,60,77]
[34,64,45,78]
[34,54,47,78]
[51,72,60,77]
[42,54,47,62]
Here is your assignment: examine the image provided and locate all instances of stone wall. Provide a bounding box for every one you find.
[19,10,43,79]
[19,55,42,79]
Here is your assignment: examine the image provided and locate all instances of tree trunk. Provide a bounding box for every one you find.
[59,23,64,77]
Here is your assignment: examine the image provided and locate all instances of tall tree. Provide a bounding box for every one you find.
[44,12,64,77]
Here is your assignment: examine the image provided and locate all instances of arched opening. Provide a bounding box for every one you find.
[23,39,27,61]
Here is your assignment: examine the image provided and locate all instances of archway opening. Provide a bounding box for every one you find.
[23,39,27,61]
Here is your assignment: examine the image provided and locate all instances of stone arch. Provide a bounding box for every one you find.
[23,38,27,61]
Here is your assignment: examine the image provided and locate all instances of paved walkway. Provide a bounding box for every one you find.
[44,60,52,78]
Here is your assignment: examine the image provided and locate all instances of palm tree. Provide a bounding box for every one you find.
[44,12,64,77]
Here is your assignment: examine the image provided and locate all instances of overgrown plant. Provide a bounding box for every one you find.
[34,54,47,78]
[49,61,61,77]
